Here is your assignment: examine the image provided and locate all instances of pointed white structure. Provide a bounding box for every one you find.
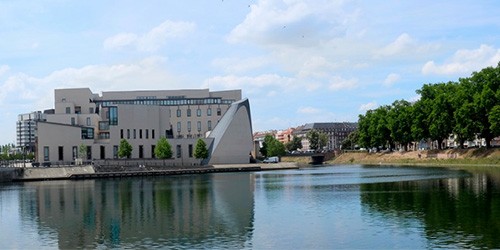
[206,98,253,164]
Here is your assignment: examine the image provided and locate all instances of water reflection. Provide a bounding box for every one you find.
[360,169,500,249]
[3,165,500,249]
[20,173,255,249]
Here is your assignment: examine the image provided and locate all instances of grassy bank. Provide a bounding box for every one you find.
[331,148,500,166]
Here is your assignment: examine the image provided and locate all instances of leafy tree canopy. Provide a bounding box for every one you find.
[118,139,133,158]
[194,139,209,160]
[155,137,173,159]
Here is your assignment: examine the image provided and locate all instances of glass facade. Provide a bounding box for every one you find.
[109,107,118,125]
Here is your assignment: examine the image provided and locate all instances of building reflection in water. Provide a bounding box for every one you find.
[21,173,255,249]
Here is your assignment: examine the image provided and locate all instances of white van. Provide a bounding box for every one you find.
[263,156,279,163]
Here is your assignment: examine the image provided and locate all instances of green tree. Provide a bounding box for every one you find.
[341,130,359,150]
[261,134,286,157]
[194,139,209,160]
[118,139,133,158]
[155,137,173,159]
[306,129,320,151]
[452,78,480,148]
[470,62,500,148]
[78,143,87,159]
[417,82,456,149]
[285,136,303,152]
[489,105,500,136]
[387,100,414,151]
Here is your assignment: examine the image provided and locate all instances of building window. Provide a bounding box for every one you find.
[188,144,193,158]
[187,121,191,132]
[197,121,202,132]
[151,145,156,158]
[177,109,181,117]
[217,108,221,116]
[100,146,105,159]
[86,117,91,126]
[86,146,92,160]
[81,128,94,139]
[66,107,71,114]
[176,145,182,158]
[58,146,64,161]
[89,107,94,114]
[43,146,49,161]
[72,146,77,160]
[127,129,130,139]
[113,145,118,159]
[133,129,136,139]
[139,145,144,158]
[177,122,181,132]
[71,117,75,125]
[208,120,212,131]
[139,129,143,139]
[120,129,124,139]
[207,108,212,116]
[152,129,155,139]
[187,108,191,117]
[146,129,149,139]
[197,108,201,117]
[109,106,118,125]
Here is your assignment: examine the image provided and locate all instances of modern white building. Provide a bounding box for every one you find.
[33,88,253,165]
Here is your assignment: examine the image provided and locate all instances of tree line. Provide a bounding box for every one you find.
[116,137,208,161]
[351,62,500,151]
[259,129,328,158]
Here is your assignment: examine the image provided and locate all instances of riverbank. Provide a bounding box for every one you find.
[332,148,500,166]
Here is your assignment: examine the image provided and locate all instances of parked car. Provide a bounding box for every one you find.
[263,156,279,163]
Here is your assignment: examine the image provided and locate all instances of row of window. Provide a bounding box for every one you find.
[43,143,196,161]
[176,120,213,133]
[120,128,156,140]
[65,106,95,114]
[98,98,234,107]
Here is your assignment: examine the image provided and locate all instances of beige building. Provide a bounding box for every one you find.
[34,88,253,165]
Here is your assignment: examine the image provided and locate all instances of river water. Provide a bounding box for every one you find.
[1,164,499,249]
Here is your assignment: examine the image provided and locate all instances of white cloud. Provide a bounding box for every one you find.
[0,65,10,77]
[297,106,321,115]
[103,33,138,50]
[359,101,378,112]
[422,44,500,75]
[329,76,358,91]
[203,74,297,94]
[227,0,352,47]
[211,56,273,74]
[383,73,400,87]
[374,33,439,58]
[0,56,184,109]
[103,20,195,52]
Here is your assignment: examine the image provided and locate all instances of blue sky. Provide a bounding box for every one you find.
[1,0,499,145]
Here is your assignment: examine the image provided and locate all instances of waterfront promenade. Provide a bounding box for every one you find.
[0,162,299,182]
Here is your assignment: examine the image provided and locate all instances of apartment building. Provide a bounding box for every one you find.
[16,111,47,153]
[293,122,358,151]
[34,88,253,165]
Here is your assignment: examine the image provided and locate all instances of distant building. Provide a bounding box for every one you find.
[276,128,294,144]
[17,111,47,153]
[252,130,276,158]
[294,122,358,151]
[27,88,253,165]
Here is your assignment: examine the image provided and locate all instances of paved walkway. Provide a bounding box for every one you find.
[212,162,299,170]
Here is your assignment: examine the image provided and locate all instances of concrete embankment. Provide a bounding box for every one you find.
[3,162,300,182]
[0,168,23,182]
